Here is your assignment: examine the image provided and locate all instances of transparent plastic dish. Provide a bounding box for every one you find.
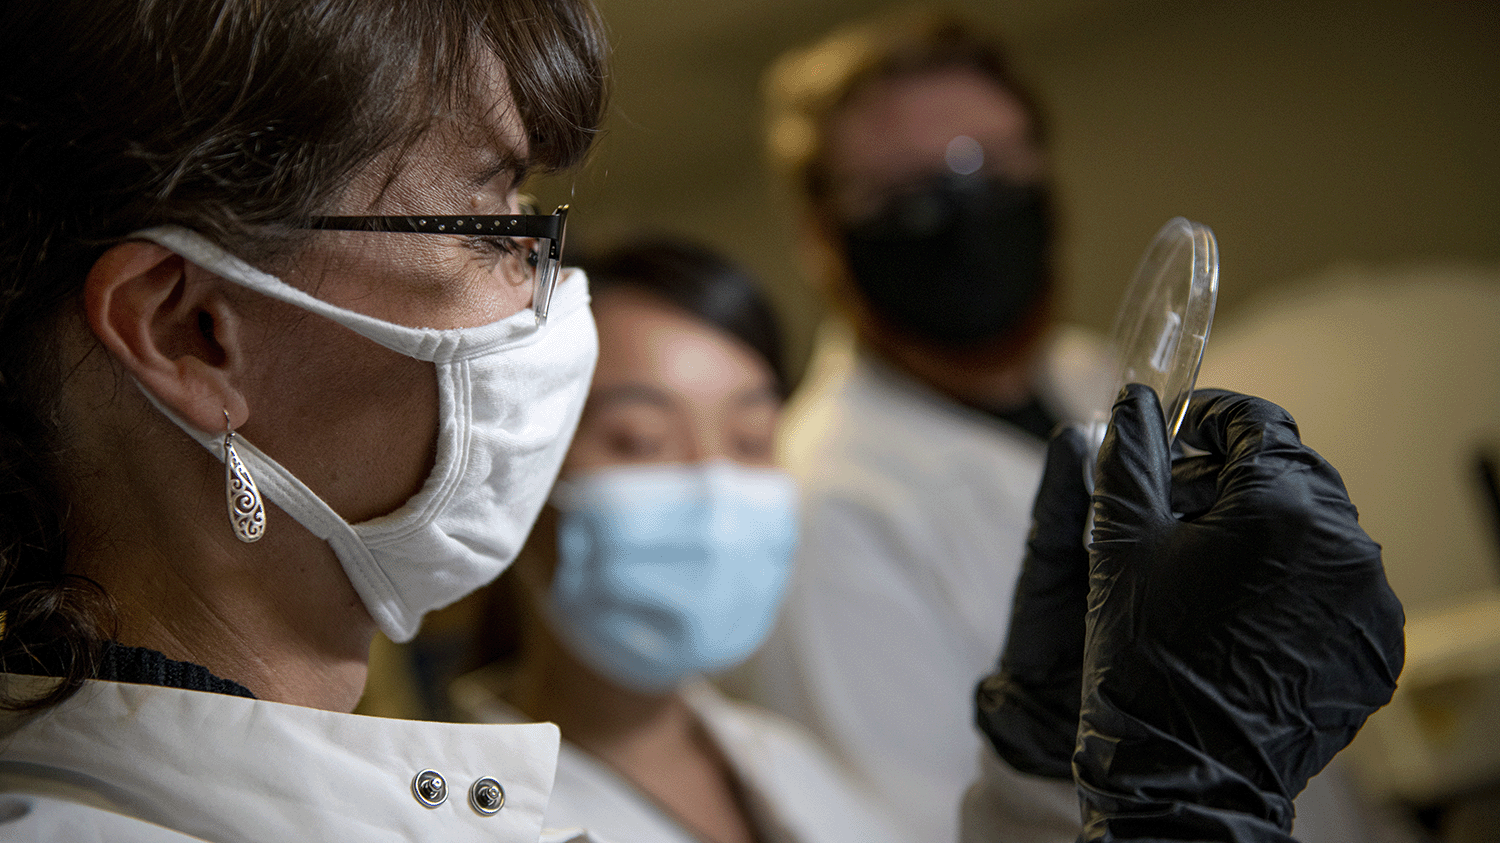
[1086,217,1218,481]
[1109,216,1218,440]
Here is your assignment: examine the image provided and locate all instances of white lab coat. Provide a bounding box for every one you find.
[451,666,909,843]
[735,321,1115,843]
[0,673,605,843]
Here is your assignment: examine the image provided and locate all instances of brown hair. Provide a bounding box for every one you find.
[762,5,1047,210]
[0,0,608,710]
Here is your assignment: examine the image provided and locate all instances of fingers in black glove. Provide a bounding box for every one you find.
[1077,384,1405,842]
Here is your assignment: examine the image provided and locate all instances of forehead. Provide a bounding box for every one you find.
[589,289,773,396]
[825,67,1037,181]
[343,51,531,214]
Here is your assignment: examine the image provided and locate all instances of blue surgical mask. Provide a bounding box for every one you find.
[546,461,799,693]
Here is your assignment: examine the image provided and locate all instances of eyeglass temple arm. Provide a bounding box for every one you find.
[305,212,564,247]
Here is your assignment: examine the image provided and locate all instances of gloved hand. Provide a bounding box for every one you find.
[975,424,1092,779]
[1076,385,1405,842]
[975,416,1220,781]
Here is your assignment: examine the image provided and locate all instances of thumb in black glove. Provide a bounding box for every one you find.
[975,424,1094,779]
[1076,385,1405,842]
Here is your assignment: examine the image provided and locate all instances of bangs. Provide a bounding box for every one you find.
[338,0,609,207]
[483,0,609,172]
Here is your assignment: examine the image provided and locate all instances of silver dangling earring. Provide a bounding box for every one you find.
[223,411,265,543]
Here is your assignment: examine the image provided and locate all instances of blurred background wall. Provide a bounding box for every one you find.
[531,0,1500,600]
[536,0,1498,373]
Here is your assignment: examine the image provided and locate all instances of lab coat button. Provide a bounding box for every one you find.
[411,770,448,807]
[469,777,505,815]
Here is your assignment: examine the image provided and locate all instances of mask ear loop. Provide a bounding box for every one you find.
[223,410,266,543]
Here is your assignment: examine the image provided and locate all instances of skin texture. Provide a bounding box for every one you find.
[61,57,536,712]
[509,288,782,843]
[563,287,780,474]
[812,66,1054,411]
[821,68,1045,224]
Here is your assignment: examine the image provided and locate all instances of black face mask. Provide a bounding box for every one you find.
[840,174,1052,347]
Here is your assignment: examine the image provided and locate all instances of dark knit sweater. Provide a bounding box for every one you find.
[10,641,256,699]
[94,642,256,698]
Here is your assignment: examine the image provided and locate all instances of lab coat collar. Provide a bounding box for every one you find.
[0,674,562,843]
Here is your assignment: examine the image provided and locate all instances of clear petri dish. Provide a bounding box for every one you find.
[1107,216,1218,441]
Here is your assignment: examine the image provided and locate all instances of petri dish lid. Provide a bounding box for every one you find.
[1107,216,1218,440]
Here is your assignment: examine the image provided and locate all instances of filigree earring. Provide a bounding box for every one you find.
[223,411,265,543]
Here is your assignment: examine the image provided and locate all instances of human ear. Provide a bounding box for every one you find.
[800,210,868,325]
[799,211,851,302]
[84,241,249,434]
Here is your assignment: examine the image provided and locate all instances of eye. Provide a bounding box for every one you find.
[606,430,665,460]
[731,404,779,465]
[734,433,775,464]
[467,235,534,262]
[465,236,542,288]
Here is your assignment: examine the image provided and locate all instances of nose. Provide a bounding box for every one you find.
[685,425,735,465]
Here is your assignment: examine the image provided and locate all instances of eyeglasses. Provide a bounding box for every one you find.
[305,204,570,325]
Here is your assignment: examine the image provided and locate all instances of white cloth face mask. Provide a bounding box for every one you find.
[132,225,599,642]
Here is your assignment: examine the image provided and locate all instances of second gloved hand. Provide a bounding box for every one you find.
[974,425,1093,779]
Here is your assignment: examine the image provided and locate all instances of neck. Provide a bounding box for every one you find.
[67,412,376,712]
[107,578,373,711]
[510,616,695,763]
[840,271,1056,411]
[507,588,763,843]
[861,321,1048,411]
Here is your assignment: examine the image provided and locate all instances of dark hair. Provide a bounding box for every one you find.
[0,0,608,710]
[763,5,1048,208]
[579,239,790,398]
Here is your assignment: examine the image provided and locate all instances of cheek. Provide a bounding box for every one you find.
[336,353,440,517]
[385,242,534,329]
[241,309,440,523]
[289,236,533,330]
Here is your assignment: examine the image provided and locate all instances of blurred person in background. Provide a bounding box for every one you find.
[736,9,1112,840]
[0,0,608,839]
[448,239,909,843]
[736,7,1418,843]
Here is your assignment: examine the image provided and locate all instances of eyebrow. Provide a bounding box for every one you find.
[733,386,782,408]
[472,150,532,193]
[586,384,674,413]
[584,383,781,414]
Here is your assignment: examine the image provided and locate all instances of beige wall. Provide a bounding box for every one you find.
[537,0,1500,597]
[1198,264,1500,611]
[536,0,1499,380]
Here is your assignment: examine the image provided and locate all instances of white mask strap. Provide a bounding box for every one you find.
[132,382,402,629]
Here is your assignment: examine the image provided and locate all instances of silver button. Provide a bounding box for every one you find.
[469,777,505,815]
[411,770,448,808]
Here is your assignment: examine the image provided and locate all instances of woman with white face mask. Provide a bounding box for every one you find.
[0,1,608,840]
[450,240,909,843]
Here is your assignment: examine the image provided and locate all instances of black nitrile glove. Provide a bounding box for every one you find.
[975,425,1092,779]
[1076,385,1406,843]
[975,419,1218,781]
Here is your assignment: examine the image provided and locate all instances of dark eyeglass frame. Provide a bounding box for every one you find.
[304,204,570,324]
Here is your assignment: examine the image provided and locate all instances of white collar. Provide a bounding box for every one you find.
[0,675,562,843]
